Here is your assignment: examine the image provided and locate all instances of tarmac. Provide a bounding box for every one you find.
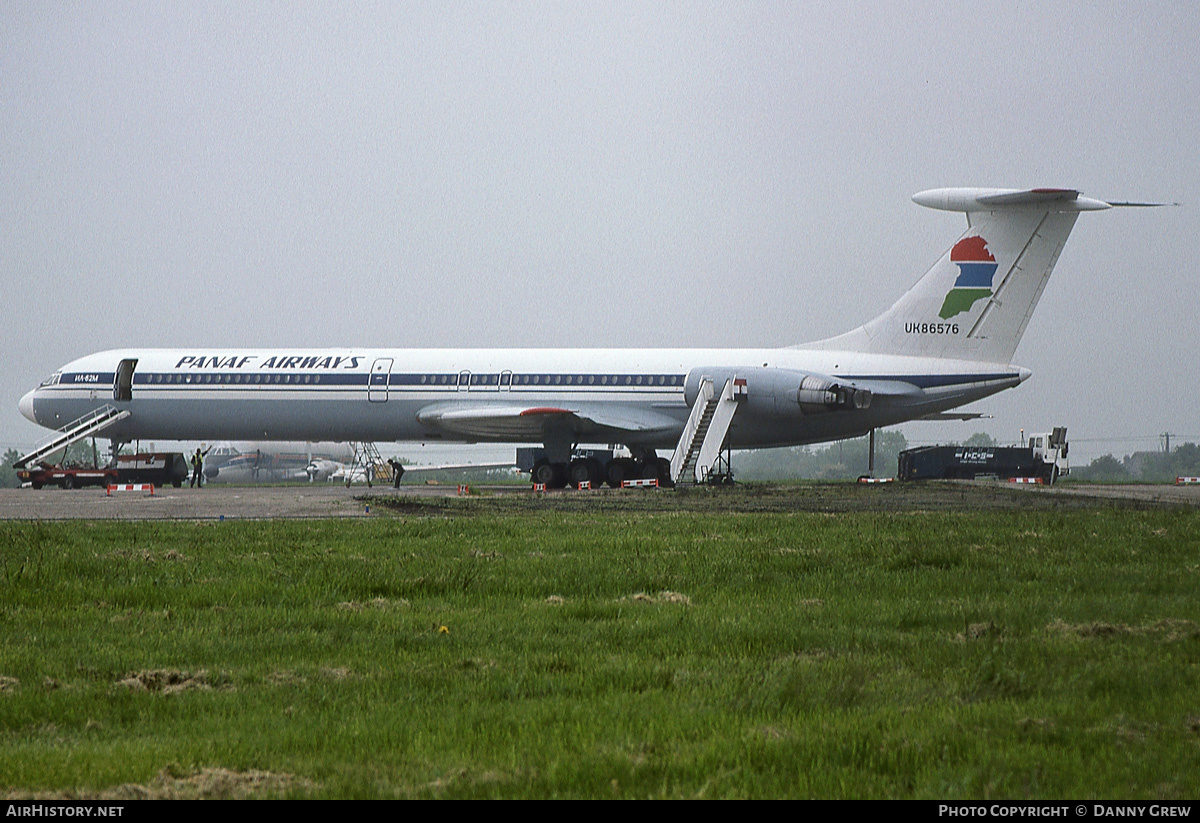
[1042,482,1200,507]
[0,481,1197,521]
[0,483,466,521]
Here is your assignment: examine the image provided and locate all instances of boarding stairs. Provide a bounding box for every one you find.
[14,405,131,470]
[670,377,743,484]
[347,441,388,487]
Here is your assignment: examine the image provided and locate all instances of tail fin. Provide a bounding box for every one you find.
[806,188,1110,364]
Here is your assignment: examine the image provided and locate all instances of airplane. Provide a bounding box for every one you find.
[201,441,355,483]
[203,450,313,483]
[207,442,508,485]
[17,187,1129,488]
[306,458,344,483]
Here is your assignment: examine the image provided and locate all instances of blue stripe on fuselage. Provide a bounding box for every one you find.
[53,370,1016,393]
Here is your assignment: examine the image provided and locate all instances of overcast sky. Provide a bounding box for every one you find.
[3,1,1197,464]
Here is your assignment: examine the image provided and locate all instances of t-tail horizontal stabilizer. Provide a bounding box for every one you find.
[911,188,1111,213]
[806,187,1113,364]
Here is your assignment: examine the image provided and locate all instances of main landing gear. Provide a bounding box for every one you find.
[531,450,674,489]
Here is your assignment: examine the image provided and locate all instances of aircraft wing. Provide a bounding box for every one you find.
[917,411,991,421]
[415,402,681,441]
[398,461,516,473]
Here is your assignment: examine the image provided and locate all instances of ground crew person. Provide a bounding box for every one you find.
[388,458,405,488]
[190,446,211,488]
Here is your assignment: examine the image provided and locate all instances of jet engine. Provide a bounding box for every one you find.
[684,367,871,417]
[795,374,871,414]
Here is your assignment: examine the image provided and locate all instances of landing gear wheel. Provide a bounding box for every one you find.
[568,458,604,489]
[532,460,555,486]
[568,459,591,489]
[532,460,568,489]
[606,458,633,488]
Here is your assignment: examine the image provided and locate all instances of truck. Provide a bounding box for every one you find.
[17,452,190,490]
[897,427,1069,484]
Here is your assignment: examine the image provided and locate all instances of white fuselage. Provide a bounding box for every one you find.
[20,346,1025,450]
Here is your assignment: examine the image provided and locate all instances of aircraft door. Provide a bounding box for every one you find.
[113,358,138,402]
[458,371,471,392]
[368,358,393,402]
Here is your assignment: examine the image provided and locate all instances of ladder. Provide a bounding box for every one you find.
[670,377,742,484]
[14,405,131,470]
[347,442,387,487]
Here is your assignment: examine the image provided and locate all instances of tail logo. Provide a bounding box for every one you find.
[939,235,996,319]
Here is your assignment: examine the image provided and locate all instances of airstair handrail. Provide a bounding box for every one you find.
[669,377,714,484]
[14,405,130,470]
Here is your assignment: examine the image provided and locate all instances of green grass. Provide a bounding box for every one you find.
[2,495,1199,798]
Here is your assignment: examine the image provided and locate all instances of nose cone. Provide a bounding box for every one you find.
[19,390,37,424]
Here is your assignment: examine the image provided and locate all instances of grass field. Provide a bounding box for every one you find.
[2,485,1199,798]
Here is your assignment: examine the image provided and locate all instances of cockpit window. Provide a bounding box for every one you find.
[39,372,61,387]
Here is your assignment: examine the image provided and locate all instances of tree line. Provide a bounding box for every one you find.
[1073,443,1200,483]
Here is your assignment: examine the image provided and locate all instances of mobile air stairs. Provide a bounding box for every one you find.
[346,441,389,487]
[669,376,745,485]
[14,405,131,470]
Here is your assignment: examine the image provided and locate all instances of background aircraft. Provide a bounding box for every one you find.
[200,442,354,483]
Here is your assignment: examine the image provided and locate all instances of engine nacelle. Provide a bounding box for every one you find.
[684,367,871,416]
[796,374,871,414]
